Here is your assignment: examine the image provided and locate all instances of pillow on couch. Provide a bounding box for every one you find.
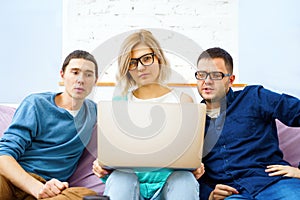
[68,124,105,194]
[276,119,300,168]
[0,105,105,194]
[0,105,16,134]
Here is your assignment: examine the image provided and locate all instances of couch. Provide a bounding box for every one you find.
[0,105,299,194]
[0,105,105,194]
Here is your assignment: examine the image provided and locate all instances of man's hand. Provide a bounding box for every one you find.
[266,165,300,178]
[37,178,68,199]
[209,184,239,200]
[192,163,205,179]
[92,159,112,178]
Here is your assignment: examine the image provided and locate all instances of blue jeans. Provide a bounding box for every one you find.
[225,178,300,200]
[104,170,199,200]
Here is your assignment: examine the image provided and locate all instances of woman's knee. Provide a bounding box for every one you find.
[163,171,199,199]
[104,170,140,200]
[167,171,199,188]
[106,169,138,186]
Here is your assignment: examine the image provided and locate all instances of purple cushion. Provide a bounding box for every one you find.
[276,119,300,167]
[0,105,16,136]
[68,125,105,194]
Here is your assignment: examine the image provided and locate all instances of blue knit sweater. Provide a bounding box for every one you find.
[0,92,97,181]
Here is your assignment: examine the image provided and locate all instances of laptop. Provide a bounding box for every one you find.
[97,101,206,169]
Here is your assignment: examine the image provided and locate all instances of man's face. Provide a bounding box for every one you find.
[61,58,97,101]
[196,58,234,105]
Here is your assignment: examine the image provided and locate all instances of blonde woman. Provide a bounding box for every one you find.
[93,30,204,200]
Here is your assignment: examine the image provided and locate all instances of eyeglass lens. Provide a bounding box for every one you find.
[195,71,229,80]
[129,53,154,70]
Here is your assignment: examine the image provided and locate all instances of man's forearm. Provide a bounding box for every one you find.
[0,155,43,198]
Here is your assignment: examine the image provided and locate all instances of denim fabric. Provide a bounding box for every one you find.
[104,170,199,200]
[225,178,300,200]
[104,170,139,200]
[200,85,300,198]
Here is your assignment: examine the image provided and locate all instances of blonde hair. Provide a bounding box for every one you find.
[116,30,170,96]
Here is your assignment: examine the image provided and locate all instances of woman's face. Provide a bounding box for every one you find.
[128,43,160,86]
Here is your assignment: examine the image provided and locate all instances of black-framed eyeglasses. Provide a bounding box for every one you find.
[129,53,155,71]
[195,71,231,80]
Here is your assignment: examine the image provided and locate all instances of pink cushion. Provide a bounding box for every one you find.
[68,125,105,194]
[276,119,300,167]
[0,105,105,194]
[0,105,16,136]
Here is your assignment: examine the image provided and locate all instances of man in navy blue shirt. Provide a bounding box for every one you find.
[196,47,300,199]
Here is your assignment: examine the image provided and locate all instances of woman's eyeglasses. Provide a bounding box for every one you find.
[129,53,155,71]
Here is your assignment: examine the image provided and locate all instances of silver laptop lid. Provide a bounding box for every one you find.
[97,101,206,169]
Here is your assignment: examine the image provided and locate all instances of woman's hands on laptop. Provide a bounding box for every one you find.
[192,163,205,179]
[93,159,113,178]
[93,159,205,180]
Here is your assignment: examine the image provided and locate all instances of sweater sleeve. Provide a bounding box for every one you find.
[0,98,37,159]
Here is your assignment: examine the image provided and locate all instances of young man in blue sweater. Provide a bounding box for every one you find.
[196,47,300,200]
[0,50,98,199]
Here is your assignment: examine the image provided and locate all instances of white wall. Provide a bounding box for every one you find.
[1,0,299,104]
[239,0,300,98]
[63,0,238,60]
[0,0,62,104]
[62,0,239,102]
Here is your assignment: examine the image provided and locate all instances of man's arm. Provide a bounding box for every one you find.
[0,155,44,197]
[0,155,68,198]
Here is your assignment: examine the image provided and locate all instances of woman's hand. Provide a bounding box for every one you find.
[192,163,205,179]
[266,165,300,178]
[92,159,112,178]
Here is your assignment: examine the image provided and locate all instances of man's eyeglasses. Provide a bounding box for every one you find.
[195,71,231,80]
[129,53,155,71]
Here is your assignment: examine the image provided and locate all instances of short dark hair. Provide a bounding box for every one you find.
[61,50,98,78]
[197,47,233,74]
